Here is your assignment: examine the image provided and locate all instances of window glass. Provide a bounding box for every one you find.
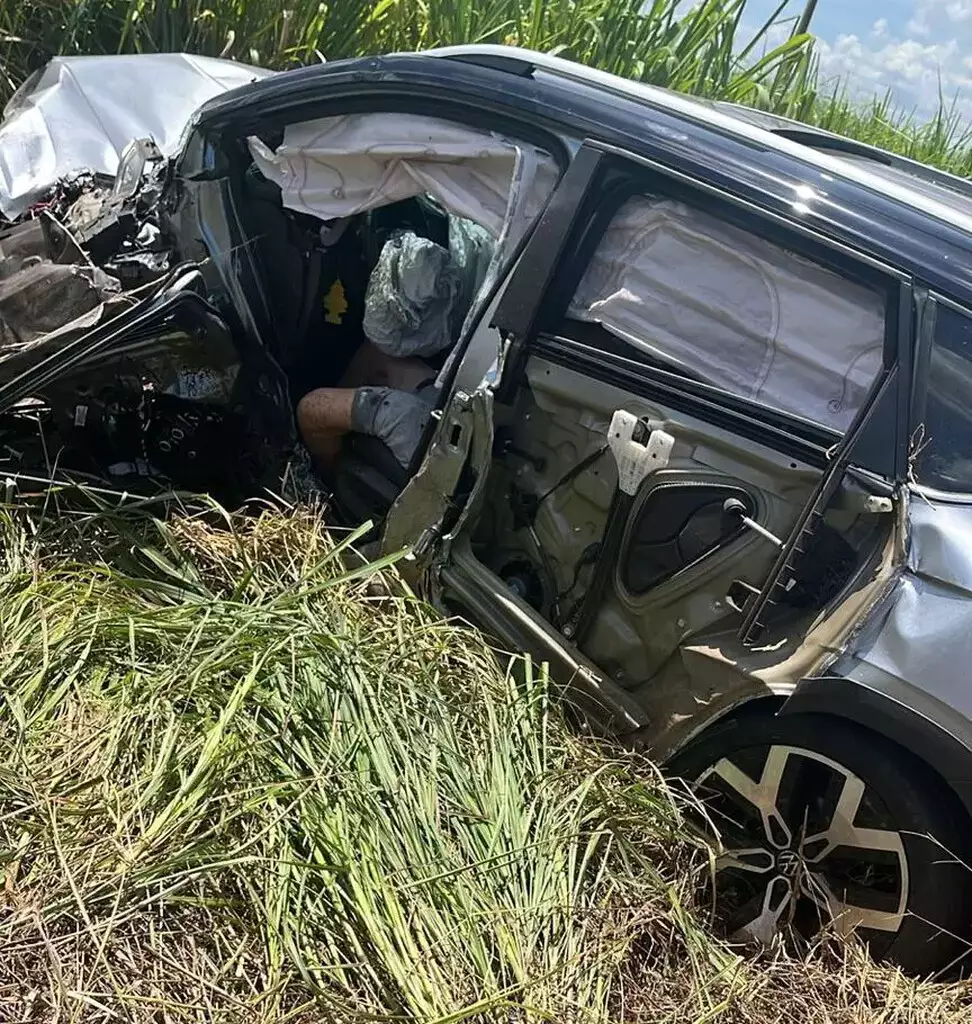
[568,198,886,432]
[915,303,972,491]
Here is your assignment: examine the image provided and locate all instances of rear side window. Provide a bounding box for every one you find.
[914,302,972,491]
[568,197,887,433]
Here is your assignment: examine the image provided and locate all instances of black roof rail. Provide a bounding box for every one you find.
[769,127,972,202]
[437,51,536,77]
[768,128,894,165]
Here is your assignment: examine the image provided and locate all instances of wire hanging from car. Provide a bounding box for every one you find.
[533,443,609,512]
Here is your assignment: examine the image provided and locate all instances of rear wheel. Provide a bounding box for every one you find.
[669,712,972,976]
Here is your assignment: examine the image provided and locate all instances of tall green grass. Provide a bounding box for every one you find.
[4,1,971,173]
[1,496,970,1022]
[0,1,804,81]
[0,499,705,1020]
[0,0,813,99]
[3,0,970,175]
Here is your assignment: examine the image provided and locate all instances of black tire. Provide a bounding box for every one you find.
[668,712,972,977]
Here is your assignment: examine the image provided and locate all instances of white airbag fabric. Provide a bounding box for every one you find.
[570,199,886,431]
[248,113,560,239]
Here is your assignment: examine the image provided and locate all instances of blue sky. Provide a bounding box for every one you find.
[741,0,972,116]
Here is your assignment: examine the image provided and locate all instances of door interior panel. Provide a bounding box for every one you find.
[622,482,753,593]
[472,352,884,703]
[451,140,901,754]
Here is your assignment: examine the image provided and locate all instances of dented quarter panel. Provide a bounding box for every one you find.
[635,503,899,762]
[833,496,972,755]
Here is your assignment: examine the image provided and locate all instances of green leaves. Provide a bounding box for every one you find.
[4,0,971,176]
[0,1,815,99]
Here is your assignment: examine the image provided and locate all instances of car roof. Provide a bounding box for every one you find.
[711,100,972,209]
[189,44,972,300]
[426,45,972,236]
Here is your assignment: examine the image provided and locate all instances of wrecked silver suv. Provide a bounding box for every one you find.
[4,47,972,975]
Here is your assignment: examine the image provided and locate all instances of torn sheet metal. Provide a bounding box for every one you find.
[839,497,972,743]
[0,260,120,351]
[0,212,129,379]
[0,54,272,219]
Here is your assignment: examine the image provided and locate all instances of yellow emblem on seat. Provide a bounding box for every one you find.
[323,279,348,324]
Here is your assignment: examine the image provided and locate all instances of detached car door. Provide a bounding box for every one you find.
[435,143,909,755]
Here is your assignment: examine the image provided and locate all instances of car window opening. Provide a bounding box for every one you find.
[239,112,559,507]
[913,300,972,493]
[569,196,887,433]
[0,111,560,512]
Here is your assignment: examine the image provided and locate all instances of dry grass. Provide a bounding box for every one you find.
[0,495,968,1022]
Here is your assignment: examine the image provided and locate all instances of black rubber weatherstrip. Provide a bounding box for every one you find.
[531,333,835,469]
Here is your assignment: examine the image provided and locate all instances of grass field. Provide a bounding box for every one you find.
[3,0,972,175]
[2,0,972,1019]
[0,497,970,1022]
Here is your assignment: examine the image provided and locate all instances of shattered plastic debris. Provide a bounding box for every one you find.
[63,188,113,237]
[363,231,461,359]
[17,170,111,229]
[104,249,171,285]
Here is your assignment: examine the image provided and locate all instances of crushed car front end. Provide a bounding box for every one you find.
[0,55,301,506]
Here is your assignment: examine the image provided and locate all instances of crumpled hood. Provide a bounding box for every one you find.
[0,53,272,220]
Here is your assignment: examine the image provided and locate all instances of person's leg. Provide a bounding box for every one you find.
[339,341,433,391]
[296,387,356,469]
[361,386,438,470]
[297,384,437,475]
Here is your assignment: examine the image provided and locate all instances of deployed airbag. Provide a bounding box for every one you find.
[247,112,559,240]
[570,199,886,432]
[363,232,461,359]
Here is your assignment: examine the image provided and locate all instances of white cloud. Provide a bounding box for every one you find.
[736,1,972,120]
[945,0,972,23]
[813,2,972,118]
[906,11,931,35]
[909,0,972,31]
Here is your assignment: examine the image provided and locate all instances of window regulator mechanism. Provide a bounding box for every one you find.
[562,411,674,644]
[722,497,784,548]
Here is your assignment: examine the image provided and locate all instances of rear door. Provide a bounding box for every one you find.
[440,142,910,752]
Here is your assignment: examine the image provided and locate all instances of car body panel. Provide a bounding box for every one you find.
[837,496,972,746]
[781,491,972,821]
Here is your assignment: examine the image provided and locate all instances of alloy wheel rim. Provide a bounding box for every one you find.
[695,744,909,947]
